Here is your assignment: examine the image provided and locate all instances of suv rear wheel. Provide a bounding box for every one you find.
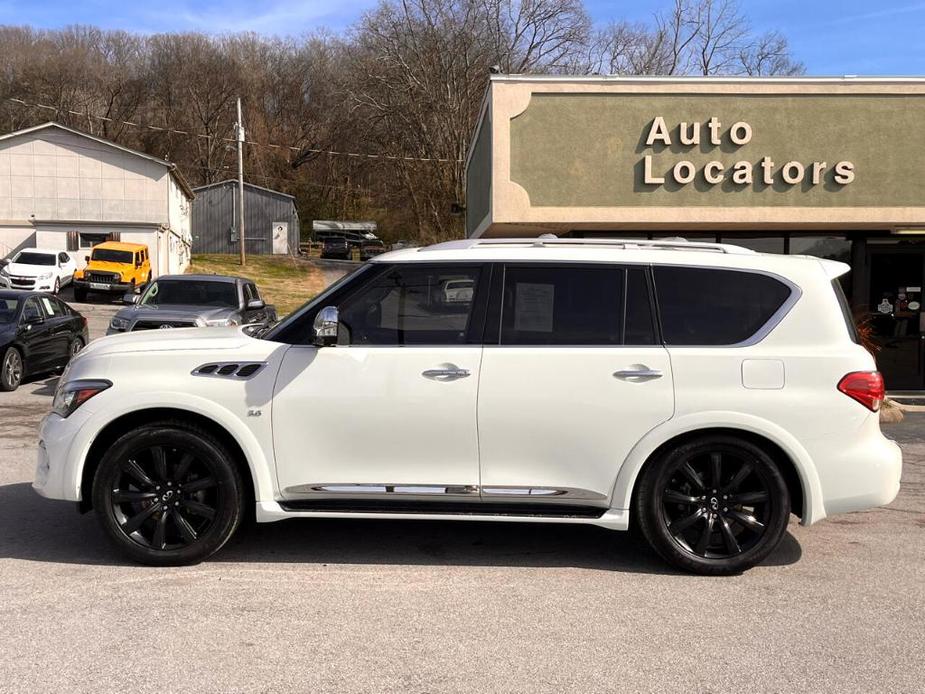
[92,423,244,566]
[636,436,790,575]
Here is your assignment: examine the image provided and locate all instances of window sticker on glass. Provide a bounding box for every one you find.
[40,297,57,316]
[514,283,555,332]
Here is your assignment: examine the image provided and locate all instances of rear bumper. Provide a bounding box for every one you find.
[814,431,902,519]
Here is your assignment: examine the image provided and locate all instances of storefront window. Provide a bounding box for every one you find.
[789,236,851,264]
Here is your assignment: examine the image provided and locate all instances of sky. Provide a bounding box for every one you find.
[1,0,924,75]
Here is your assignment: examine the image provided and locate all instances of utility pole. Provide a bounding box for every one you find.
[235,97,246,267]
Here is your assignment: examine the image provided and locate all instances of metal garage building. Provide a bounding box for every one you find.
[191,180,299,255]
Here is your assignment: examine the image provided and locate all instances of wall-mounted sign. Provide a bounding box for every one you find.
[642,117,855,189]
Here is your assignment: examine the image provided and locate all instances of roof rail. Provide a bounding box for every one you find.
[420,236,755,254]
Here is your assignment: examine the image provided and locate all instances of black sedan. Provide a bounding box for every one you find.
[0,291,89,391]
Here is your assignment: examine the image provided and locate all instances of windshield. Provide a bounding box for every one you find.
[0,297,19,323]
[140,279,238,307]
[13,252,56,266]
[92,249,134,264]
[263,264,372,342]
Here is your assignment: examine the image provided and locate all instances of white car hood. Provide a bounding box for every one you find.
[5,262,56,277]
[79,326,263,357]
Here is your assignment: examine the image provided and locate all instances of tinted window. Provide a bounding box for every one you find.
[22,298,43,322]
[501,266,624,345]
[13,252,55,266]
[625,267,657,345]
[339,265,481,345]
[654,267,792,345]
[244,283,259,302]
[0,298,19,324]
[39,296,62,317]
[140,279,238,307]
[91,249,133,264]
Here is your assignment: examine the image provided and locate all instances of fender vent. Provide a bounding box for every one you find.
[192,361,267,379]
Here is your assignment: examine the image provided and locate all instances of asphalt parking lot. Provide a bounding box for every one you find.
[0,299,923,692]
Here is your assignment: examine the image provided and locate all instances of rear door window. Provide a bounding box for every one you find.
[500,266,625,345]
[653,266,793,345]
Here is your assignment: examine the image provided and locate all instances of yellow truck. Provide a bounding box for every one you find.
[73,241,152,302]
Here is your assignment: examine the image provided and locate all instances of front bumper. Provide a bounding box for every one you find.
[74,278,133,294]
[0,276,57,292]
[33,408,95,502]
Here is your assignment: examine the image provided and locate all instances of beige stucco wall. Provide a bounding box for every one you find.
[472,77,925,236]
[0,128,171,225]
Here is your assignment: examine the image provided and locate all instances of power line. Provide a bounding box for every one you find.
[3,96,463,164]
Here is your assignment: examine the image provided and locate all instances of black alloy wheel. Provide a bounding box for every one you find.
[1,346,23,392]
[636,436,790,575]
[92,423,244,565]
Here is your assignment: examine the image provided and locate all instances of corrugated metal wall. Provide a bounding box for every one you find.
[191,182,300,255]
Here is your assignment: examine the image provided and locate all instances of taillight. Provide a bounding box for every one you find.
[837,371,885,412]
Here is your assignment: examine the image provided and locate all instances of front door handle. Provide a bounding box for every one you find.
[613,366,663,381]
[422,365,470,381]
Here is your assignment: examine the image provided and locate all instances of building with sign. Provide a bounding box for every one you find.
[465,75,925,390]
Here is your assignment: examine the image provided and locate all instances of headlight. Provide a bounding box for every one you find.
[109,316,130,331]
[52,379,112,418]
[206,317,239,326]
[37,272,53,280]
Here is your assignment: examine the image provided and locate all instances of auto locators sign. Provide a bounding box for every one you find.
[641,116,855,189]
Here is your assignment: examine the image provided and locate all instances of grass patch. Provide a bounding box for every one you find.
[188,254,328,317]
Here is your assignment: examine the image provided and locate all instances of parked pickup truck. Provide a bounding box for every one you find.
[106,274,276,334]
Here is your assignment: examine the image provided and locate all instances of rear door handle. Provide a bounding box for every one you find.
[422,365,470,381]
[613,367,663,381]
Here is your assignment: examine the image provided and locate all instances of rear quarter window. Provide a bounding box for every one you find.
[653,266,793,346]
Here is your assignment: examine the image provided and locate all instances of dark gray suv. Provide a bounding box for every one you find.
[106,274,276,334]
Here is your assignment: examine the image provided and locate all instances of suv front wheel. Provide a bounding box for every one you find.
[636,436,790,575]
[92,423,244,566]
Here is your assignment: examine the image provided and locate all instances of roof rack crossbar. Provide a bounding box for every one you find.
[473,238,746,254]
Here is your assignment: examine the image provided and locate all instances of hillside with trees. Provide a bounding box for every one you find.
[0,0,803,243]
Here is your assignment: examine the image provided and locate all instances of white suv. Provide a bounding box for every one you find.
[32,238,902,574]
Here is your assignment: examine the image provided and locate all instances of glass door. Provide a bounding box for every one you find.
[867,248,925,391]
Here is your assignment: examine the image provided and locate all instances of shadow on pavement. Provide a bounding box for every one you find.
[0,482,801,573]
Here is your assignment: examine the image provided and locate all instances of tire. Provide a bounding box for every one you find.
[67,336,84,362]
[0,346,23,392]
[635,435,790,575]
[74,287,87,302]
[92,422,245,566]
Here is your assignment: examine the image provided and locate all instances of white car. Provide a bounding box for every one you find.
[0,248,76,294]
[443,278,474,304]
[33,237,902,574]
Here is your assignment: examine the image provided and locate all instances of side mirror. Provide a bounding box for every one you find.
[0,259,9,268]
[122,293,139,305]
[84,255,90,263]
[246,299,265,310]
[312,306,339,347]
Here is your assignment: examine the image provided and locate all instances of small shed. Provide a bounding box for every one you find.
[191,180,299,255]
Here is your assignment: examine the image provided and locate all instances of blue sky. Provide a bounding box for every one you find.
[2,0,924,75]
